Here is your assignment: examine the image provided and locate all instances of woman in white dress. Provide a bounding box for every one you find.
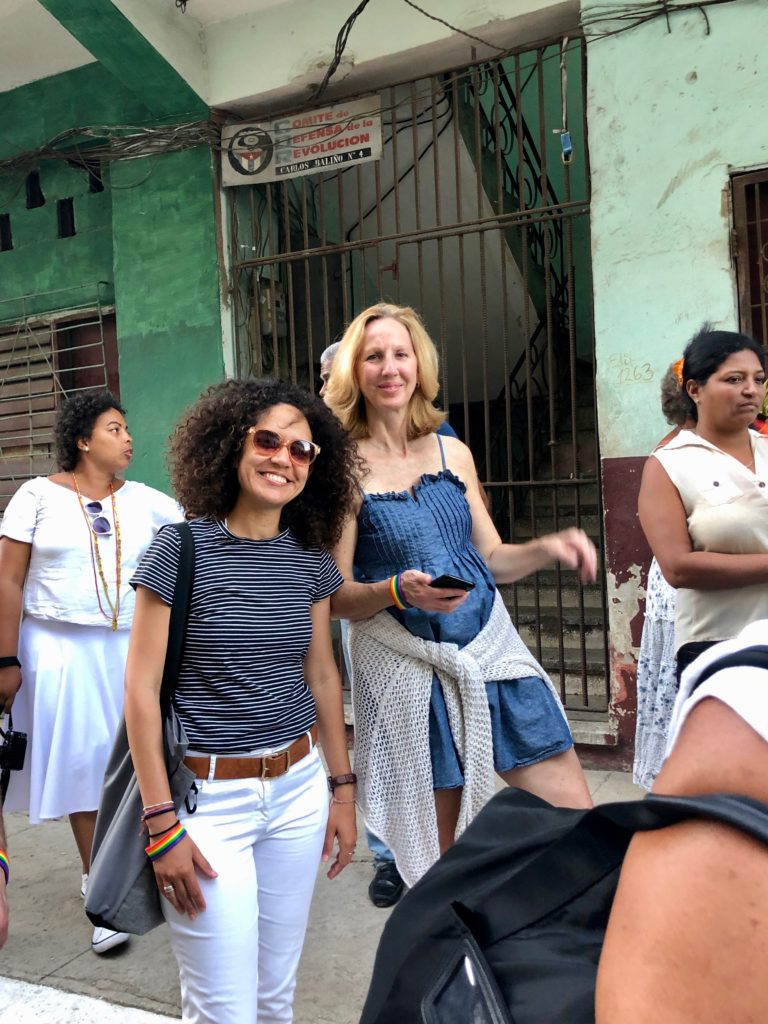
[632,362,692,789]
[0,390,180,952]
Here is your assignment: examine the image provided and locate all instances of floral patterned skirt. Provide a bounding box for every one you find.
[633,559,678,790]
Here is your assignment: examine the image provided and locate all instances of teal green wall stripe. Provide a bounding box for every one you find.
[111,147,224,489]
[0,64,152,160]
[38,0,206,118]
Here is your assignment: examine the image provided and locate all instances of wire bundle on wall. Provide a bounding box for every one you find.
[310,0,376,104]
[0,0,744,205]
[0,121,218,176]
[581,0,744,40]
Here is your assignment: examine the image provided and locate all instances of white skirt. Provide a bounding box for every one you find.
[5,616,129,822]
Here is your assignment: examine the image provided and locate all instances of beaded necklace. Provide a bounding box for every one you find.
[72,473,122,630]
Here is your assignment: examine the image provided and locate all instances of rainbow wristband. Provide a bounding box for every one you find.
[389,574,410,611]
[0,849,8,885]
[145,822,187,861]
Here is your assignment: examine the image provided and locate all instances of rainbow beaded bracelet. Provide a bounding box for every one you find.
[0,849,8,885]
[145,822,187,861]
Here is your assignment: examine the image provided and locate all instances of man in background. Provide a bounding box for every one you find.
[318,336,489,907]
[320,340,406,908]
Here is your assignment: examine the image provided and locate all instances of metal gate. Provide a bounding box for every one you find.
[229,38,610,715]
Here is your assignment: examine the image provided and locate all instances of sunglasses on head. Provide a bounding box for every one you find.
[84,500,112,536]
[247,427,321,467]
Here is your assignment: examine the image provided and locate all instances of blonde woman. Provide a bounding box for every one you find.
[326,303,595,886]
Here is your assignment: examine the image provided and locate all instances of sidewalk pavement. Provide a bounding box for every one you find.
[0,770,643,1022]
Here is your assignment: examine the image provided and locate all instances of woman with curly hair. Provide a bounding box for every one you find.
[124,378,357,1024]
[325,303,596,888]
[0,389,180,953]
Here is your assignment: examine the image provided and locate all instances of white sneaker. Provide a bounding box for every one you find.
[80,873,88,900]
[91,926,130,954]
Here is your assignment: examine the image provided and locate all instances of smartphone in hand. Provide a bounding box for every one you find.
[428,573,476,592]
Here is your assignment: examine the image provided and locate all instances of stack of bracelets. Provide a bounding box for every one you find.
[146,823,187,862]
[388,573,411,611]
[0,849,8,886]
[142,801,187,861]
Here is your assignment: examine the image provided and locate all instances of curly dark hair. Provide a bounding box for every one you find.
[170,378,359,549]
[659,364,690,427]
[682,323,765,422]
[54,390,126,472]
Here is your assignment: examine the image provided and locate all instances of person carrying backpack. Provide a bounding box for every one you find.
[359,621,768,1024]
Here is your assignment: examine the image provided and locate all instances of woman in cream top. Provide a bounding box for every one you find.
[638,324,768,678]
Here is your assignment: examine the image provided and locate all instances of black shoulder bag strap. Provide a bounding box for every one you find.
[691,644,768,692]
[158,521,195,719]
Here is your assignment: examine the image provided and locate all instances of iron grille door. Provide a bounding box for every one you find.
[229,40,610,715]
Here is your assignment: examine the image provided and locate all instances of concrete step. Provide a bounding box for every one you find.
[532,644,607,675]
[506,513,602,541]
[553,674,610,712]
[518,625,606,657]
[511,604,604,628]
[499,579,606,611]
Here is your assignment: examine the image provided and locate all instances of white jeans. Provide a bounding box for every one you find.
[164,748,328,1024]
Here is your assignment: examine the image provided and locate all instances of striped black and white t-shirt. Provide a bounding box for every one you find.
[131,517,343,753]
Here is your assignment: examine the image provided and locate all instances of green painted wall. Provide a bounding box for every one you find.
[111,147,224,489]
[0,159,114,323]
[37,0,206,119]
[0,63,151,160]
[585,0,768,460]
[0,64,150,320]
[0,63,224,491]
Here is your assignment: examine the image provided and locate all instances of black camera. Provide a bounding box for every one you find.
[0,722,27,772]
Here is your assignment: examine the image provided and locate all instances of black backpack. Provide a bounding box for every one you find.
[359,646,768,1024]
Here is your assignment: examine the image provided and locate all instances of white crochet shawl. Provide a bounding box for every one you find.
[348,590,568,886]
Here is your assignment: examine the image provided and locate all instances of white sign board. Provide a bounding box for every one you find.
[222,97,382,185]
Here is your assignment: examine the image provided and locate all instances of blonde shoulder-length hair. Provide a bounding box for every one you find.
[324,303,446,440]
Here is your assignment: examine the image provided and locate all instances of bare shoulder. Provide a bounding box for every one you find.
[639,452,674,489]
[439,435,478,481]
[438,433,474,464]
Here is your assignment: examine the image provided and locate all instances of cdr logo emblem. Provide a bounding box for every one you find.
[228,127,274,176]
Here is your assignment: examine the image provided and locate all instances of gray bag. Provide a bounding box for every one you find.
[85,522,196,935]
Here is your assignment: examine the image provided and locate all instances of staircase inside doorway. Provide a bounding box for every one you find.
[229,37,613,739]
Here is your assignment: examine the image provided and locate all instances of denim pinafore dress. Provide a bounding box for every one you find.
[353,434,571,788]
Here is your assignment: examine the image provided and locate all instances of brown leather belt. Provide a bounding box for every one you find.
[184,724,318,781]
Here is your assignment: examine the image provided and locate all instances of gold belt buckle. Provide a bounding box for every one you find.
[260,747,291,780]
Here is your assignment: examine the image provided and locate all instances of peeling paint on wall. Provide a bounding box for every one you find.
[607,562,643,663]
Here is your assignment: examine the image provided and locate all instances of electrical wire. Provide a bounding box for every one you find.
[581,0,742,41]
[0,121,218,175]
[1,1,731,206]
[401,0,506,52]
[309,0,376,104]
